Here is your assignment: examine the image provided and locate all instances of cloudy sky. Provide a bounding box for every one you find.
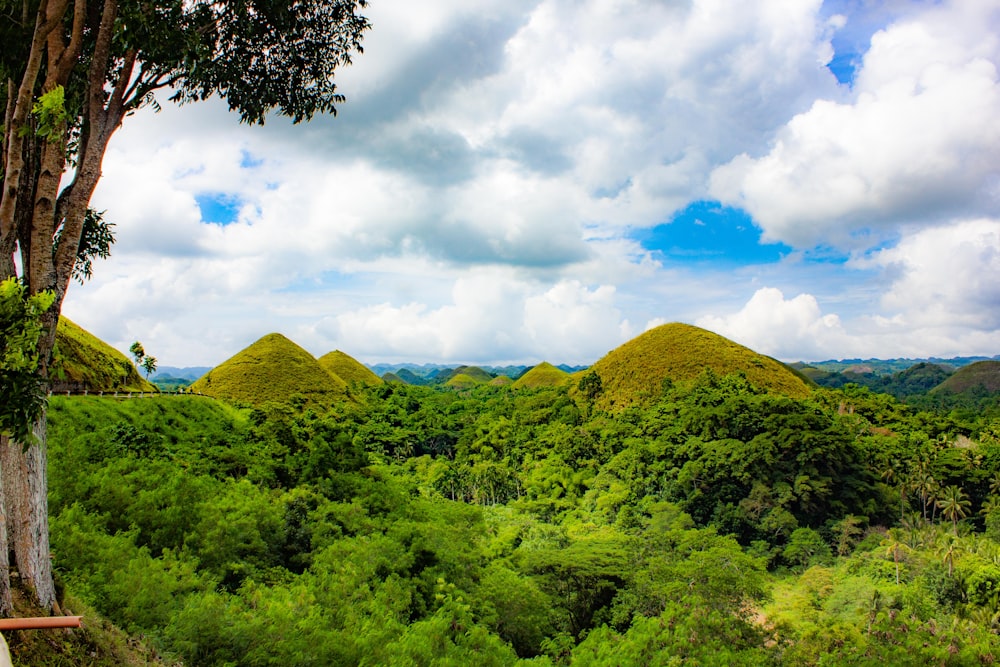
[65,0,1000,368]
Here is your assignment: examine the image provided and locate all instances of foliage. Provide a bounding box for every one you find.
[41,357,1000,665]
[0,278,54,441]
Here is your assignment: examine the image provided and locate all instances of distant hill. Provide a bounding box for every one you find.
[512,362,572,389]
[189,333,350,406]
[434,366,494,386]
[152,366,212,381]
[382,372,405,384]
[589,323,813,410]
[395,368,428,385]
[932,360,1000,395]
[318,350,383,387]
[51,318,155,393]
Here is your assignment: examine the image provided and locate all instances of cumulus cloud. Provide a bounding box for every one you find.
[710,0,1000,249]
[696,287,852,360]
[862,218,1000,330]
[316,274,631,364]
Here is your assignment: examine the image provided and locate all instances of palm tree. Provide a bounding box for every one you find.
[884,527,912,585]
[936,533,960,578]
[937,485,972,536]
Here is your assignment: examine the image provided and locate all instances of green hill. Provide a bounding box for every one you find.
[318,350,383,387]
[588,322,813,410]
[489,375,513,387]
[51,318,155,392]
[189,333,349,406]
[435,366,493,385]
[382,372,405,383]
[512,362,571,389]
[445,372,484,389]
[932,360,1000,395]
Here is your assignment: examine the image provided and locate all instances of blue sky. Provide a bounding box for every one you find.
[68,0,1000,367]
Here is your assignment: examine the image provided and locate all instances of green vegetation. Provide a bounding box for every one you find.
[512,362,572,389]
[189,333,351,406]
[589,322,813,410]
[52,318,155,393]
[33,322,1000,665]
[318,350,383,387]
[0,278,54,442]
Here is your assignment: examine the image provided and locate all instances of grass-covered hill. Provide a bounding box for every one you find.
[318,350,383,387]
[589,322,813,409]
[51,318,155,393]
[434,365,493,386]
[933,360,1000,394]
[189,333,350,406]
[512,362,571,389]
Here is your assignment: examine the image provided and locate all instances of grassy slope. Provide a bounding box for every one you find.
[591,322,813,410]
[189,333,349,406]
[51,318,155,393]
[932,360,1000,394]
[512,362,571,389]
[318,350,383,386]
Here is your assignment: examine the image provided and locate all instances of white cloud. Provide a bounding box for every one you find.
[710,0,1000,249]
[863,218,1000,330]
[696,287,851,360]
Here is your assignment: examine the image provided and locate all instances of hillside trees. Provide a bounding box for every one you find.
[0,0,370,609]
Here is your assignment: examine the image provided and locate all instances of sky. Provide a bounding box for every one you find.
[63,0,1000,368]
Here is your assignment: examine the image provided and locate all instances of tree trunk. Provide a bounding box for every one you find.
[0,436,12,616]
[0,416,55,610]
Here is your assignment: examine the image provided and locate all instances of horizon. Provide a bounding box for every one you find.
[61,0,1000,368]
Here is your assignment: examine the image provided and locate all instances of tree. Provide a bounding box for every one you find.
[141,355,157,380]
[129,341,145,367]
[936,485,971,536]
[0,278,53,614]
[1,0,370,610]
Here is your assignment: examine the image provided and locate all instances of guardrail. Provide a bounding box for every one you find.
[48,389,209,398]
[0,617,83,667]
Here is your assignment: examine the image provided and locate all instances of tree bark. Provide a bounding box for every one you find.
[0,437,12,617]
[0,418,55,610]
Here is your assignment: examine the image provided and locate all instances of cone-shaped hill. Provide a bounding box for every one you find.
[51,318,155,392]
[190,333,349,406]
[932,360,1000,395]
[318,350,382,387]
[588,323,813,409]
[435,366,493,386]
[513,362,572,389]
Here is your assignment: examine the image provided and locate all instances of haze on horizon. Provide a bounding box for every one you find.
[62,0,1000,369]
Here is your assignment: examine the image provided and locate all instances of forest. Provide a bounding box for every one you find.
[25,365,1000,666]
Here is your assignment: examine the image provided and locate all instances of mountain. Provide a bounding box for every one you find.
[318,350,383,387]
[932,360,1000,395]
[151,366,212,381]
[189,333,349,406]
[589,322,813,410]
[512,362,572,389]
[51,318,155,393]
